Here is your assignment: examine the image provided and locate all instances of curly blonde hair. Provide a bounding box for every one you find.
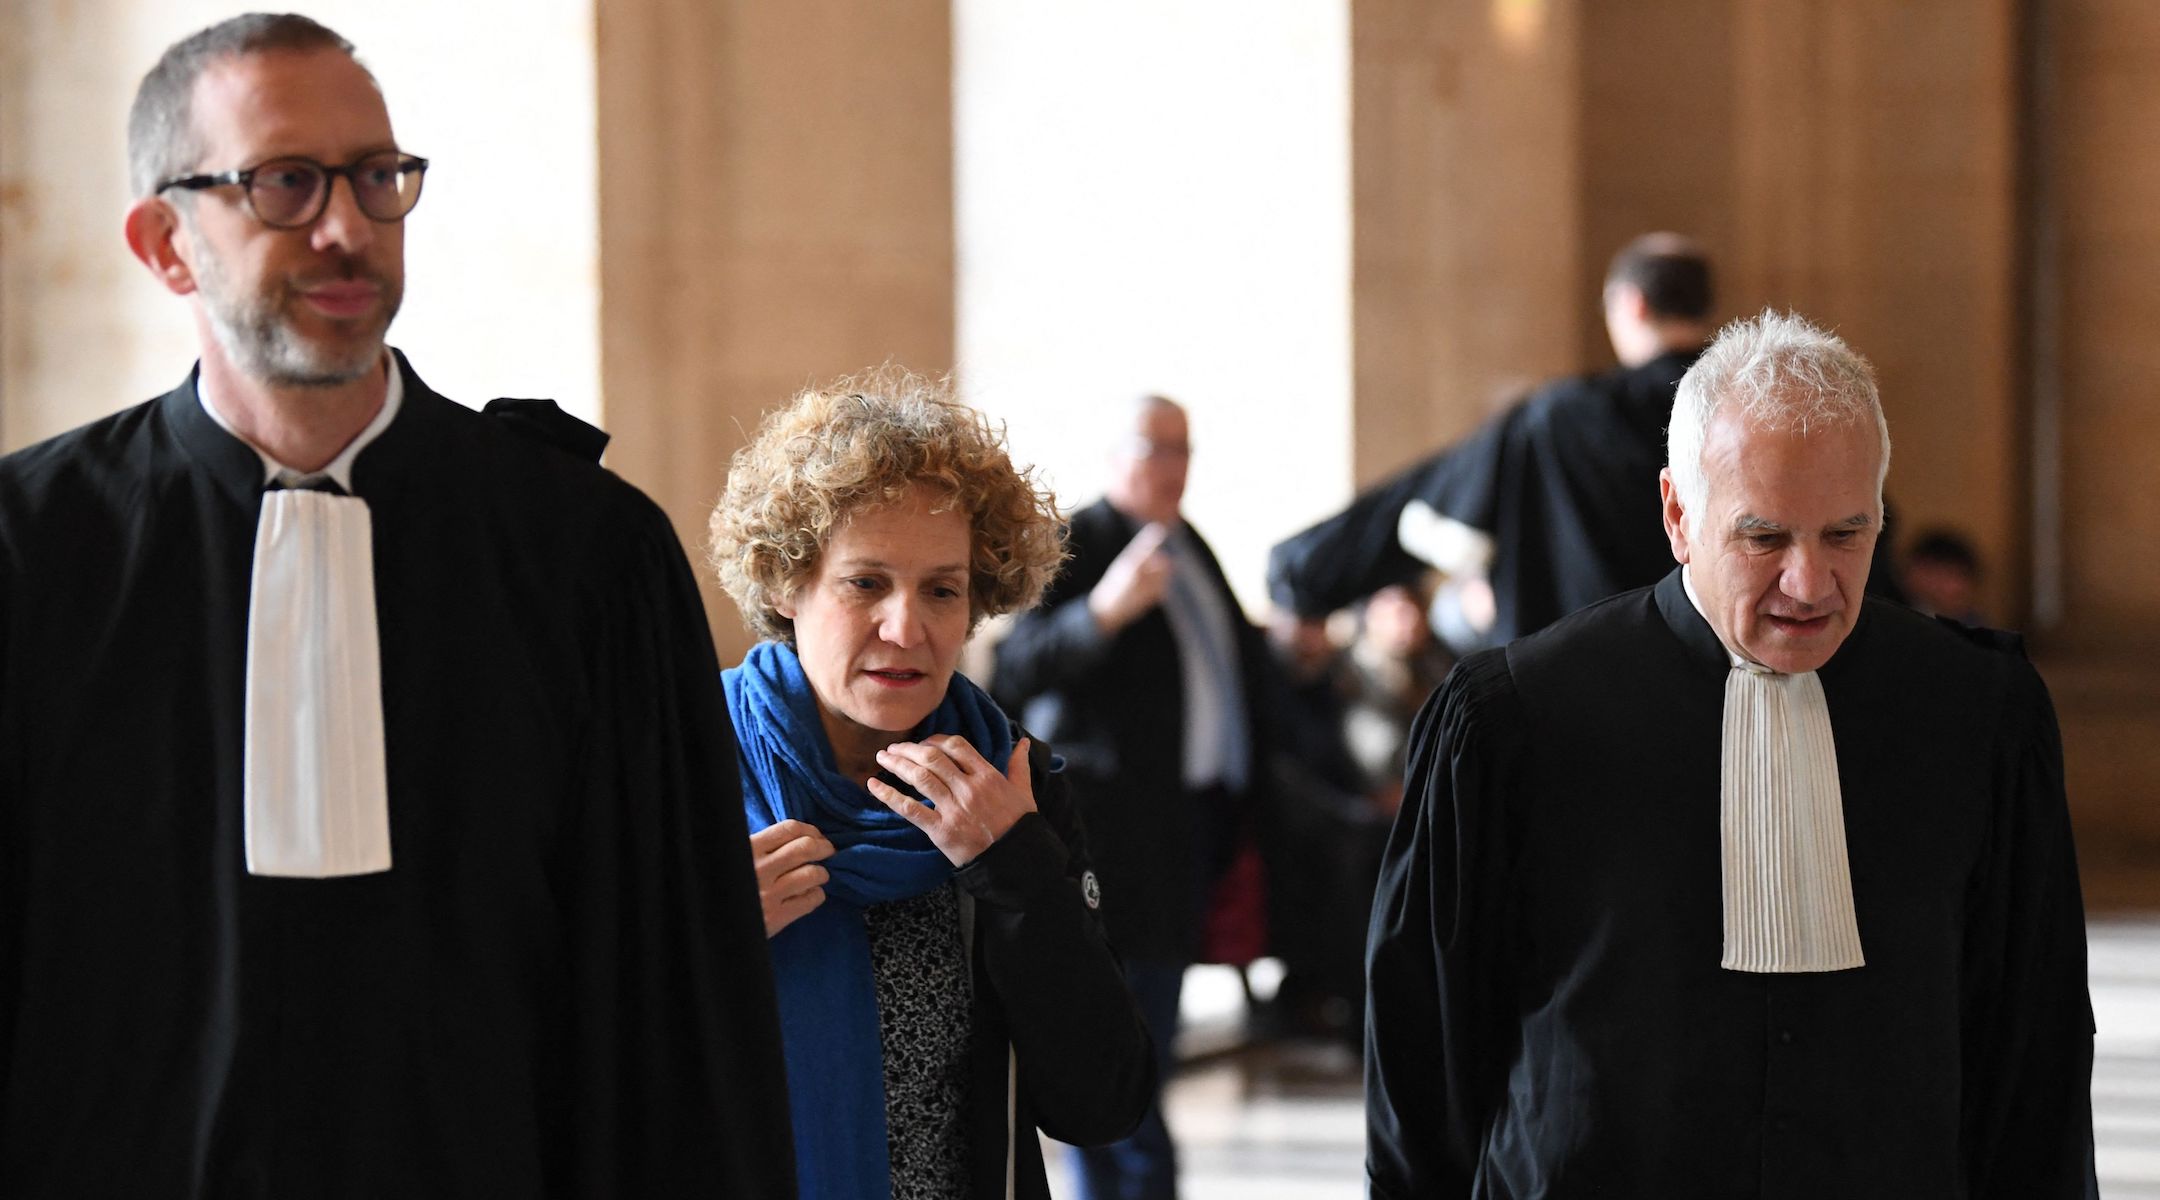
[709,366,1068,642]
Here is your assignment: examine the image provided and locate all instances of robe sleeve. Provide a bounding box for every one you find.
[561,489,796,1197]
[956,735,1154,1146]
[1266,407,1519,620]
[1364,649,1519,1200]
[1960,656,2098,1198]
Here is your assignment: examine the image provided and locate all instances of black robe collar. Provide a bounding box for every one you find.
[1643,346,1704,378]
[160,349,438,509]
[1653,567,1730,679]
[1653,564,1879,687]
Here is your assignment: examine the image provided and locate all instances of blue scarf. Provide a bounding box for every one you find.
[724,640,1015,1200]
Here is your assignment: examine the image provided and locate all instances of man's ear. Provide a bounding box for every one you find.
[124,197,198,296]
[1659,468,1691,566]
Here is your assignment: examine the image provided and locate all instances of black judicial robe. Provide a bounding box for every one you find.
[1268,351,1701,645]
[0,358,795,1197]
[1365,570,2095,1199]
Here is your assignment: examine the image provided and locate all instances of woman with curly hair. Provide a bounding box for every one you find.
[709,367,1153,1200]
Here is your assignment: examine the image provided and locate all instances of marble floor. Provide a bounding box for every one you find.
[1050,917,2160,1198]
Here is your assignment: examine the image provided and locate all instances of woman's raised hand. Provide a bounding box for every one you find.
[868,735,1037,867]
[749,819,835,937]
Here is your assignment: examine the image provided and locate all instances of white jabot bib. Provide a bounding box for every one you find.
[1685,571,1865,973]
[242,487,391,877]
[203,360,400,878]
[1719,662,1864,972]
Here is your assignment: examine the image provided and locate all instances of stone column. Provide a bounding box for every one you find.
[596,0,957,662]
[1350,0,1586,485]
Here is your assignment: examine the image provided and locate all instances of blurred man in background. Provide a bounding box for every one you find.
[996,394,1273,1200]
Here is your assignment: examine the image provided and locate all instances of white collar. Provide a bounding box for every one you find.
[197,352,405,491]
[1685,566,1863,973]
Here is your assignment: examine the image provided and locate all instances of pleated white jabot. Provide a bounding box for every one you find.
[1719,662,1864,972]
[1685,572,1865,973]
[201,364,400,878]
[242,487,390,877]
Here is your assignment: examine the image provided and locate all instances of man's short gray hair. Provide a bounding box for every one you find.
[1667,309,1890,532]
[126,13,366,199]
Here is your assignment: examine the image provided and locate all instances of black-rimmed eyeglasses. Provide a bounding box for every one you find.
[156,151,429,229]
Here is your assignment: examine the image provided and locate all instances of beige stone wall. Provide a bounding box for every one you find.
[597,0,956,664]
[1350,0,1585,486]
[2030,0,2160,852]
[1575,1,1738,366]
[3,3,201,449]
[0,2,603,449]
[2047,0,2160,644]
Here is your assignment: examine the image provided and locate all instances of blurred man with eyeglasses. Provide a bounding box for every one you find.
[0,14,792,1196]
[995,395,1275,1200]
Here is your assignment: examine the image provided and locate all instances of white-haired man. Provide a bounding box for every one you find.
[0,14,789,1195]
[1365,311,2094,1197]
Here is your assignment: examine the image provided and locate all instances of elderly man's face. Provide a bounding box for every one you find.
[1662,406,1881,674]
[174,48,405,387]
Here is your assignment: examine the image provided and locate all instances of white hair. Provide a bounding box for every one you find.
[1667,309,1890,533]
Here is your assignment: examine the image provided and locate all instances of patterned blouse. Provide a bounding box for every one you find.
[865,881,975,1199]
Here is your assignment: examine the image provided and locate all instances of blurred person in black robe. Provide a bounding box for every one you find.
[1365,311,2094,1198]
[1271,236,1909,660]
[0,15,791,1196]
[1269,234,1716,651]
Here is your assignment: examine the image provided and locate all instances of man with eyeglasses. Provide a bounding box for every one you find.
[994,395,1274,1200]
[0,14,792,1196]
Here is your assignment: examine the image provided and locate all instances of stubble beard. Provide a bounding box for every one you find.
[195,246,402,389]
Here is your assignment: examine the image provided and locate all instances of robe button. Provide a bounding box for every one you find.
[1777,1029,1794,1045]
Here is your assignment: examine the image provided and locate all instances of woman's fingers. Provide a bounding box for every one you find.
[755,825,834,879]
[779,886,826,920]
[763,870,827,937]
[868,775,941,831]
[751,822,834,937]
[770,860,829,900]
[749,818,810,854]
[920,734,988,773]
[875,744,958,804]
[872,774,992,866]
[876,735,1006,796]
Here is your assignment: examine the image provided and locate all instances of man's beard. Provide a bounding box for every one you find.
[195,248,402,389]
